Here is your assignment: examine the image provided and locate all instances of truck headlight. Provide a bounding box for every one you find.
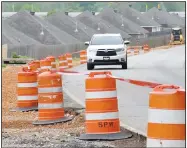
[116,48,125,52]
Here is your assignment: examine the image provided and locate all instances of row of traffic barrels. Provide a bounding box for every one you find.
[14,69,185,147]
[127,44,151,56]
[22,51,87,73]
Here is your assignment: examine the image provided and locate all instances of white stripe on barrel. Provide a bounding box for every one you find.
[148,109,185,124]
[38,103,64,109]
[80,60,87,62]
[80,55,87,57]
[17,82,38,87]
[38,87,62,93]
[59,61,67,64]
[85,112,119,120]
[40,66,52,69]
[147,138,185,147]
[51,62,56,65]
[86,90,117,99]
[17,95,38,101]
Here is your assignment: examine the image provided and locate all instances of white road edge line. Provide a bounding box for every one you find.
[63,87,147,137]
[63,87,85,107]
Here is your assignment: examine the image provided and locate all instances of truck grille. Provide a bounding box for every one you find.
[174,36,180,41]
[96,49,117,56]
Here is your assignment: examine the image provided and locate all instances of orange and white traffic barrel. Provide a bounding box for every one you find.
[127,47,132,56]
[134,47,139,55]
[46,56,56,71]
[65,53,73,68]
[80,50,87,64]
[11,72,38,112]
[79,71,132,140]
[33,71,73,125]
[40,59,51,73]
[143,44,150,53]
[147,84,185,147]
[28,60,41,72]
[58,55,68,70]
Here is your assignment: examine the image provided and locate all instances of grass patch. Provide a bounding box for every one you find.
[11,52,31,59]
[2,64,6,68]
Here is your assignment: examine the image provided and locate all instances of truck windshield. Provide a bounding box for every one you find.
[172,30,181,35]
[90,36,123,45]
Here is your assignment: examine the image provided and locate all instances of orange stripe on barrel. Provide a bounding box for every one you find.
[86,98,118,113]
[86,78,116,91]
[147,123,185,140]
[17,100,38,108]
[38,108,64,120]
[149,91,185,110]
[17,88,38,95]
[38,72,62,87]
[38,93,63,103]
[18,72,37,83]
[85,119,120,134]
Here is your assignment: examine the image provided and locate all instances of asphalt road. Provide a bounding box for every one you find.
[62,45,185,136]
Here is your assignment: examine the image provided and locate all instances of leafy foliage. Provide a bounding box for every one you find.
[47,9,57,16]
[2,64,6,68]
[11,52,19,58]
[2,2,185,12]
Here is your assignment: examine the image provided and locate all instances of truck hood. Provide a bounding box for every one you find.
[88,44,125,50]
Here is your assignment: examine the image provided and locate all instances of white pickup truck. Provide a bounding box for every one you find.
[85,34,130,70]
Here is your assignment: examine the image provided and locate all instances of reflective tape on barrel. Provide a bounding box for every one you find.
[59,61,67,64]
[38,103,64,109]
[51,62,56,65]
[17,82,38,88]
[80,55,87,57]
[38,87,62,93]
[148,109,185,124]
[85,112,119,120]
[67,58,72,60]
[86,90,117,99]
[81,60,87,62]
[17,95,38,100]
[40,66,52,69]
[147,138,185,147]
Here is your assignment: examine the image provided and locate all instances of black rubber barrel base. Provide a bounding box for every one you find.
[79,131,133,141]
[32,116,73,125]
[10,106,38,112]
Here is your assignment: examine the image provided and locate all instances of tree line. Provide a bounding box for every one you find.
[2,2,185,12]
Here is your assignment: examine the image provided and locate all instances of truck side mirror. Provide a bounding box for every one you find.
[124,40,130,45]
[85,41,90,46]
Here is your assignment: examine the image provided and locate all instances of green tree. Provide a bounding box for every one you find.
[21,4,40,11]
[47,9,57,16]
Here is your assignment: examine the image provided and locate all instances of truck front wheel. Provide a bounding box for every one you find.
[87,63,94,70]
